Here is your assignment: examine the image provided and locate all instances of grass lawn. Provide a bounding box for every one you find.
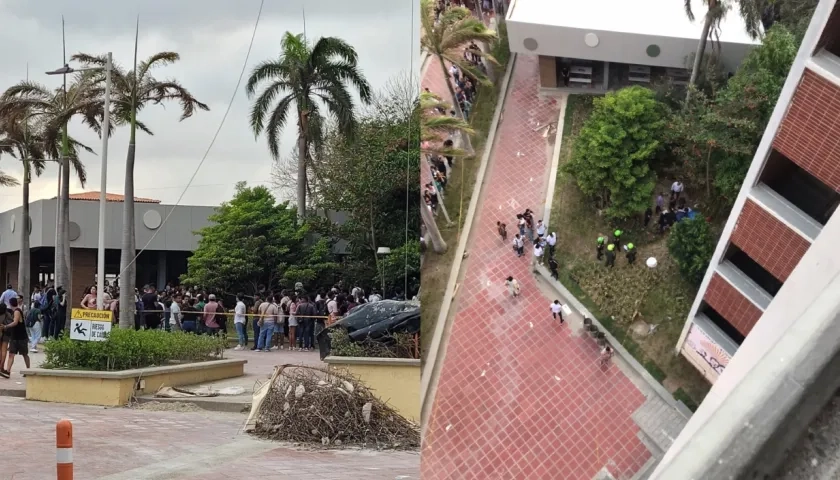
[420,24,511,362]
[549,95,710,408]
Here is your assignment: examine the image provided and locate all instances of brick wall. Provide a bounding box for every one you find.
[773,70,840,192]
[3,253,18,289]
[730,200,810,282]
[704,273,764,336]
[70,248,97,307]
[538,56,557,88]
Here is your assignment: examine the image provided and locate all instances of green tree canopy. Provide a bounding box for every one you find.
[667,217,716,285]
[564,86,666,220]
[310,86,420,294]
[181,183,336,293]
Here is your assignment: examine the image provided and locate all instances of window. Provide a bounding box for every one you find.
[759,150,840,225]
[700,302,745,345]
[817,3,840,59]
[723,244,783,296]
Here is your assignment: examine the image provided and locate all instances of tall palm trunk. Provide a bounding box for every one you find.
[18,160,30,305]
[119,131,137,329]
[58,126,72,329]
[687,11,714,102]
[438,56,474,154]
[296,110,309,219]
[421,203,447,253]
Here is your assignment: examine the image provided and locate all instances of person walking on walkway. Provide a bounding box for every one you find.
[497,221,508,242]
[605,244,616,268]
[505,276,521,298]
[534,241,545,266]
[550,300,565,325]
[548,256,559,280]
[596,236,606,261]
[536,220,546,240]
[516,214,526,241]
[512,234,524,257]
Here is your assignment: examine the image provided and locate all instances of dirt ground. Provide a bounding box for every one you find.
[548,95,710,407]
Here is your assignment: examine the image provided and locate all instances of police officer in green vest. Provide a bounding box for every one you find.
[613,229,623,250]
[605,244,616,268]
[596,236,605,260]
[625,243,637,265]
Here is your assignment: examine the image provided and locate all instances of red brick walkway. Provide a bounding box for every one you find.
[421,56,651,479]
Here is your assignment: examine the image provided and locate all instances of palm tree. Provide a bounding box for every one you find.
[419,91,473,254]
[420,0,498,146]
[0,110,92,306]
[72,51,209,329]
[246,32,373,219]
[685,0,766,99]
[0,73,106,326]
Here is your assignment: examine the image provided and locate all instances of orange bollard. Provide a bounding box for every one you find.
[56,419,73,480]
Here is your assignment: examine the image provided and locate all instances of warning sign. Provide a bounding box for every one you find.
[70,309,113,342]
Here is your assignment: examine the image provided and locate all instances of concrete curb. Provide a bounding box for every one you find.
[420,54,519,434]
[135,395,251,413]
[0,388,25,398]
[541,95,568,227]
[534,263,693,420]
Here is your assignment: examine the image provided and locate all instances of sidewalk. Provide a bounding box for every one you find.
[0,396,417,479]
[421,56,652,479]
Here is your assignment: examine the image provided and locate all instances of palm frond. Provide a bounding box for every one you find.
[263,95,295,159]
[0,170,19,187]
[68,155,88,186]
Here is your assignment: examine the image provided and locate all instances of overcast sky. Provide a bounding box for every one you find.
[0,0,419,210]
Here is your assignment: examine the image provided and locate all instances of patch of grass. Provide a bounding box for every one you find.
[549,94,711,406]
[421,29,511,362]
[673,387,699,412]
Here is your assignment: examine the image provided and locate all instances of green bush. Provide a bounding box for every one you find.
[564,86,666,220]
[667,217,716,285]
[43,328,227,371]
[329,329,418,359]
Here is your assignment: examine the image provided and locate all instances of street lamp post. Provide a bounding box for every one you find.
[47,52,113,310]
[376,247,391,297]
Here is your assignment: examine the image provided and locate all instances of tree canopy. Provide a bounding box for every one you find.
[181,183,336,293]
[564,86,666,220]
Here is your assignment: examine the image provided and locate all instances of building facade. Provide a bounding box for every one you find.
[505,0,759,91]
[0,192,215,305]
[674,0,840,383]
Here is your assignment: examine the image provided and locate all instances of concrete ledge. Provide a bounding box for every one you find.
[24,358,246,407]
[327,356,420,423]
[323,356,420,367]
[534,263,693,419]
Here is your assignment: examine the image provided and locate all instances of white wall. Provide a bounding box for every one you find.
[506,21,755,72]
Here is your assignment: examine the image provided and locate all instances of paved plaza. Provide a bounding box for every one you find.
[421,55,655,479]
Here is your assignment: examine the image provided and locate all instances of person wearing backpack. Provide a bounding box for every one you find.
[215,300,227,335]
[26,303,42,353]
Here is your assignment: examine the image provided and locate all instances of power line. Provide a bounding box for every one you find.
[118,0,265,278]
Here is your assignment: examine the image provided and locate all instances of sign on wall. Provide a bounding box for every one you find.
[69,308,113,342]
[682,323,732,383]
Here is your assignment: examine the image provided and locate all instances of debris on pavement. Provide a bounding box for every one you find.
[135,401,204,413]
[154,385,247,398]
[246,364,419,450]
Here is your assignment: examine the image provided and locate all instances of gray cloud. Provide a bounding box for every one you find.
[0,0,420,210]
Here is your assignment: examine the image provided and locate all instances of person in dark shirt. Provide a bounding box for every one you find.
[2,297,30,377]
[141,285,161,330]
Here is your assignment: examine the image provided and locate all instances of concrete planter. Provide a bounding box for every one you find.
[22,358,247,406]
[323,356,421,423]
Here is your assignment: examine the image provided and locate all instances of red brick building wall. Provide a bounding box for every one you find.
[704,274,764,336]
[730,200,811,282]
[70,248,97,307]
[773,71,840,192]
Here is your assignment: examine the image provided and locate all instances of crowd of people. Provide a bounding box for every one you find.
[0,278,407,366]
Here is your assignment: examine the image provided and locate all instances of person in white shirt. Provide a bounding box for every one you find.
[505,276,521,298]
[326,294,339,325]
[670,180,684,201]
[512,234,524,257]
[546,232,557,258]
[233,294,248,350]
[368,290,382,303]
[550,300,565,325]
[536,220,546,239]
[533,242,544,265]
[170,294,183,332]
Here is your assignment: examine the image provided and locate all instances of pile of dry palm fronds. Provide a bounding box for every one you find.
[251,364,419,450]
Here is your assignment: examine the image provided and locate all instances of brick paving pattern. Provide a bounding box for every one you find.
[421,56,652,479]
[0,397,417,479]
